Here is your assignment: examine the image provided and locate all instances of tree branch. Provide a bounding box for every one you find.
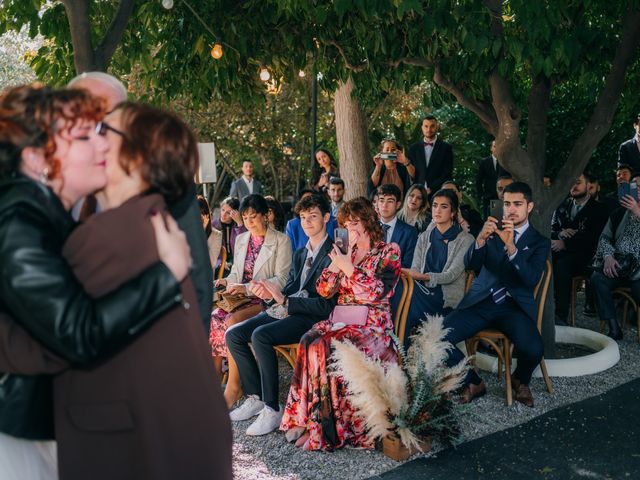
[526,75,552,176]
[325,40,368,73]
[95,0,135,71]
[552,6,640,208]
[61,0,94,73]
[433,64,499,134]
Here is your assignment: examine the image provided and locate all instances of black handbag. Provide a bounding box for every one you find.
[612,252,640,278]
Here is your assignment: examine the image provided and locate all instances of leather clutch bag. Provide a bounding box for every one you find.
[216,291,251,312]
[329,305,369,327]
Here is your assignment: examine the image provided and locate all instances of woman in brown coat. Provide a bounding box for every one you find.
[52,103,232,480]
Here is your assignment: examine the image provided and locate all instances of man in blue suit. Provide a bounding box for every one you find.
[443,182,550,407]
[377,184,418,268]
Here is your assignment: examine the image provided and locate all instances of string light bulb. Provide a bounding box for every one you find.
[298,70,306,77]
[161,0,174,10]
[259,68,271,82]
[211,43,223,59]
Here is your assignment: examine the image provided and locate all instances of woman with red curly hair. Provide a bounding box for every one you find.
[0,85,191,479]
[280,197,402,451]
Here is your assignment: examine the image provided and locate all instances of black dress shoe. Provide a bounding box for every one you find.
[607,330,623,341]
[459,380,486,404]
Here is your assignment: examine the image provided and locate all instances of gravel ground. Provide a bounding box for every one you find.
[231,295,640,480]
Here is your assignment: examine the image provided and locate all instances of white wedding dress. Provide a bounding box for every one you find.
[0,432,57,480]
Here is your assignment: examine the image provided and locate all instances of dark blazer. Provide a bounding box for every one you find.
[56,194,232,480]
[476,155,510,212]
[458,225,550,321]
[367,163,413,197]
[408,138,453,194]
[618,137,640,173]
[551,196,609,259]
[390,218,419,268]
[281,237,337,320]
[169,184,213,330]
[229,176,263,201]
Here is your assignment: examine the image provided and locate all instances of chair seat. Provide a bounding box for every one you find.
[473,329,508,340]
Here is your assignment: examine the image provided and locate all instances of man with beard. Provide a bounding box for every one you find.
[551,173,609,325]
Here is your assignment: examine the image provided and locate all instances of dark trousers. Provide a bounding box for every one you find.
[590,271,640,333]
[553,251,589,322]
[225,312,318,406]
[443,297,544,386]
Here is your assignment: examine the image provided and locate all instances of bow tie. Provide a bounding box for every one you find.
[424,141,434,147]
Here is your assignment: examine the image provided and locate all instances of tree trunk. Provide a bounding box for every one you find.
[334,77,369,200]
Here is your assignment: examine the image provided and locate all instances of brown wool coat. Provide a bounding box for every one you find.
[55,194,232,480]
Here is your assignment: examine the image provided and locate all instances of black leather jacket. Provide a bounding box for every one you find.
[0,176,183,439]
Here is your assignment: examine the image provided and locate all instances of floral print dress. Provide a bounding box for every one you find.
[280,241,401,451]
[209,234,264,358]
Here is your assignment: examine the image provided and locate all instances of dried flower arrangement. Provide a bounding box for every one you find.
[331,315,467,456]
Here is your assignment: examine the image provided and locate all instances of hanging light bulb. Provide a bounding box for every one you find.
[210,43,223,59]
[259,68,271,82]
[161,0,174,10]
[298,69,306,78]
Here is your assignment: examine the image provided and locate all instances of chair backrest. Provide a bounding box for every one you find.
[533,259,552,333]
[464,270,475,294]
[393,273,414,345]
[216,246,227,280]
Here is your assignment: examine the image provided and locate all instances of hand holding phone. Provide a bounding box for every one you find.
[489,199,503,229]
[334,228,349,254]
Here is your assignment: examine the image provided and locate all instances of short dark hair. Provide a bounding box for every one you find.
[503,181,533,203]
[329,176,345,187]
[422,114,438,122]
[221,196,240,210]
[298,188,315,201]
[376,183,402,202]
[617,163,633,174]
[441,179,460,191]
[295,193,330,216]
[264,195,286,231]
[431,188,460,219]
[583,172,597,184]
[239,194,269,216]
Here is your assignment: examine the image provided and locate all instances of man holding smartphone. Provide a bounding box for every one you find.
[442,182,550,407]
[225,194,336,435]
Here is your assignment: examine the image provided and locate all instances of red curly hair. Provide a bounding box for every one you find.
[336,197,384,246]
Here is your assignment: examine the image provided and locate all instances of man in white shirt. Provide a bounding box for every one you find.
[230,160,263,201]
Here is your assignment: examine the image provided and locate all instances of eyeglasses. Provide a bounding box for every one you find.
[96,121,127,139]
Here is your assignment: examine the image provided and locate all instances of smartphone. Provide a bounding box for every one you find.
[618,182,631,200]
[380,152,397,161]
[630,182,638,200]
[334,228,349,254]
[489,199,503,229]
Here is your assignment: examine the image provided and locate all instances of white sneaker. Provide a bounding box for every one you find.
[229,395,265,422]
[245,405,284,436]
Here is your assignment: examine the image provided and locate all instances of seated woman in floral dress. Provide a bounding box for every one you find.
[280,197,401,451]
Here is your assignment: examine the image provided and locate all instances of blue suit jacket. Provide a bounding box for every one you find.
[285,216,337,252]
[458,225,550,321]
[390,218,418,268]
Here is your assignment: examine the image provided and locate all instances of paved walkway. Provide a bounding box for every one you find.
[371,378,640,479]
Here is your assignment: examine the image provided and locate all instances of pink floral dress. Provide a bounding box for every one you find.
[280,241,401,451]
[209,234,264,358]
